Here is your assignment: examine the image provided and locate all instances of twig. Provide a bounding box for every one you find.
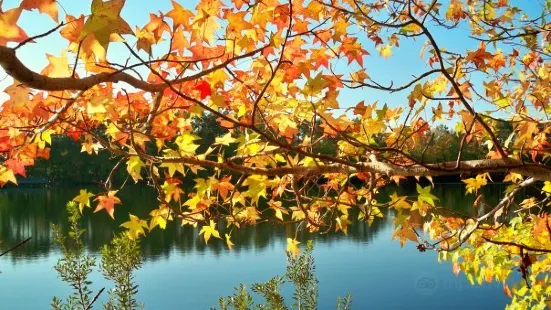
[85,287,105,310]
[0,237,32,257]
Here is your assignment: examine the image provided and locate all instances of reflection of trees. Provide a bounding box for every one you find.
[0,186,391,263]
[2,183,522,263]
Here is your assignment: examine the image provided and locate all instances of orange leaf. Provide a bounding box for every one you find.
[20,0,58,22]
[0,7,29,46]
[94,191,122,219]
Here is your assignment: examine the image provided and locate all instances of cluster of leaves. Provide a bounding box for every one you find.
[216,241,352,310]
[52,202,143,310]
[0,0,550,308]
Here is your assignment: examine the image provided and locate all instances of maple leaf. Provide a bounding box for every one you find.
[268,200,289,221]
[72,189,95,213]
[170,26,189,55]
[417,184,438,207]
[0,166,17,187]
[286,238,301,257]
[94,190,122,219]
[303,72,329,96]
[392,224,418,247]
[126,156,145,183]
[214,132,237,146]
[463,174,488,194]
[192,9,221,43]
[175,131,200,155]
[20,0,58,22]
[121,214,148,240]
[194,80,212,99]
[466,42,494,69]
[60,14,85,42]
[135,26,156,55]
[543,181,551,196]
[390,192,411,210]
[199,220,221,243]
[215,176,234,200]
[149,206,172,230]
[161,179,184,203]
[445,0,467,22]
[225,233,234,250]
[41,50,71,78]
[80,0,133,56]
[378,45,393,60]
[5,159,27,177]
[0,7,29,45]
[167,0,194,28]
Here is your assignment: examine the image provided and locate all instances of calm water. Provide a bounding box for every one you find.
[0,184,514,309]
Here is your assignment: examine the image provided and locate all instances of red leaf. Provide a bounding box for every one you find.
[5,159,26,177]
[194,80,212,99]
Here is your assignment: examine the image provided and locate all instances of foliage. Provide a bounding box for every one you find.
[216,241,351,310]
[0,0,550,308]
[51,202,143,310]
[101,234,143,310]
[52,202,96,310]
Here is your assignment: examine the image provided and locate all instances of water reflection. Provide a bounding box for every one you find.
[0,182,514,263]
[0,183,514,309]
[0,185,394,263]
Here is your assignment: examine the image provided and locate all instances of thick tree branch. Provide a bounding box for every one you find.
[157,156,551,181]
[0,45,265,92]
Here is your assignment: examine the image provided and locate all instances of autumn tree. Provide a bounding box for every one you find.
[0,0,550,307]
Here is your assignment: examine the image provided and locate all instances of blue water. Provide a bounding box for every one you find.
[0,185,511,309]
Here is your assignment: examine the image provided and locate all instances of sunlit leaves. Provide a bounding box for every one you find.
[462,174,489,194]
[80,0,133,55]
[0,166,17,187]
[393,222,418,247]
[416,184,438,207]
[543,182,551,196]
[2,1,551,307]
[120,214,148,240]
[149,207,172,230]
[94,191,121,219]
[126,156,145,183]
[225,233,234,250]
[243,175,267,204]
[175,131,200,155]
[20,0,58,22]
[286,238,300,257]
[0,7,29,45]
[72,189,95,213]
[214,132,237,146]
[199,220,221,243]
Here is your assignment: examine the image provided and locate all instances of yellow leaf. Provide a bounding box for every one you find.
[379,45,392,60]
[199,220,221,243]
[120,214,148,240]
[0,166,17,186]
[543,181,551,196]
[72,189,94,213]
[149,207,172,230]
[225,233,234,250]
[214,132,237,146]
[286,238,301,257]
[462,174,488,194]
[126,156,145,183]
[175,131,200,155]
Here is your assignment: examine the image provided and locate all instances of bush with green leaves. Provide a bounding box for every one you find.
[51,202,143,310]
[215,241,352,310]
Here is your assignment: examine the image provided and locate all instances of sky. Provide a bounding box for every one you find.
[0,0,547,126]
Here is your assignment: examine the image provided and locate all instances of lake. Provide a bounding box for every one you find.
[0,184,514,309]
